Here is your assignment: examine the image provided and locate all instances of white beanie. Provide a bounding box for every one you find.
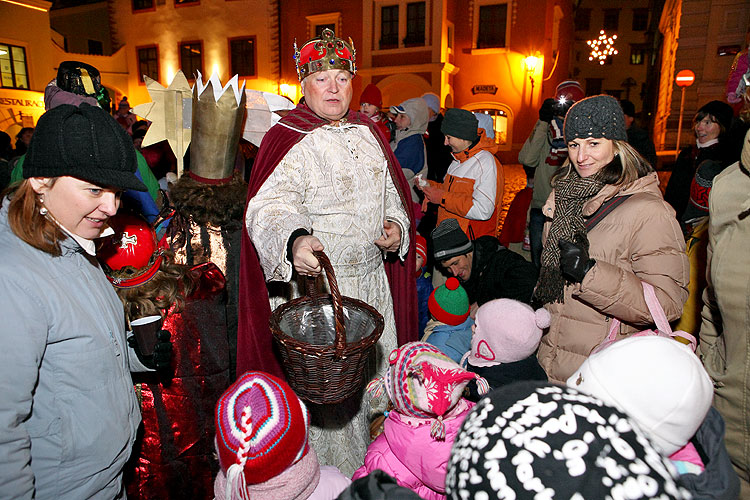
[468,299,549,368]
[567,336,713,456]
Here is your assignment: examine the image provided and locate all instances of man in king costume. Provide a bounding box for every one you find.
[237,29,418,475]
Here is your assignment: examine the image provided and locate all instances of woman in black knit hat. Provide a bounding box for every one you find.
[664,100,735,221]
[0,103,156,499]
[533,94,689,383]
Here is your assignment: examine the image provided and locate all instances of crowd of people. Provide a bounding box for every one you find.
[1,27,750,500]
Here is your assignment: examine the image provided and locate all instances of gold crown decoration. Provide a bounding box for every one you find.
[293,28,356,81]
[189,71,247,184]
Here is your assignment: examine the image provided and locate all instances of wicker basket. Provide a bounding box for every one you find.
[269,250,384,404]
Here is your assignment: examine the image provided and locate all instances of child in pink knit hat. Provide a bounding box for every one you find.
[461,298,549,401]
[354,342,488,500]
[214,371,350,500]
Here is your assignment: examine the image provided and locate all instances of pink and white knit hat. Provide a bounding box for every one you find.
[215,371,312,499]
[367,342,488,440]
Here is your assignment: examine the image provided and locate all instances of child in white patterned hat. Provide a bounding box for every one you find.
[354,342,488,499]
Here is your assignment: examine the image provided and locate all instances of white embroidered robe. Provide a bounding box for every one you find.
[245,122,410,476]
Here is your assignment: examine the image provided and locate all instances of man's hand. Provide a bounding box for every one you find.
[419,183,445,204]
[292,235,325,276]
[374,220,402,253]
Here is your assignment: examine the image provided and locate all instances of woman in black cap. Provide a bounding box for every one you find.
[0,103,153,499]
[533,94,689,384]
[664,100,735,220]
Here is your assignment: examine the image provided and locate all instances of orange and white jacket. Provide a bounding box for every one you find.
[425,130,504,239]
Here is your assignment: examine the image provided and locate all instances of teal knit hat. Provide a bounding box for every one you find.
[428,277,470,325]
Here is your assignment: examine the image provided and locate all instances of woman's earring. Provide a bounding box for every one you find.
[39,197,48,216]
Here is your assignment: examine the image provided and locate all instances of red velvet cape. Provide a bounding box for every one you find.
[236,103,418,378]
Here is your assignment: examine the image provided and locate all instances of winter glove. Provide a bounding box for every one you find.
[129,329,173,372]
[539,98,556,123]
[558,239,596,283]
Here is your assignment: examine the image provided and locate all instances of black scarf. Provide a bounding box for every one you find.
[534,168,606,304]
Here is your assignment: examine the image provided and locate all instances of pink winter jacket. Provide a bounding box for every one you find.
[352,399,474,500]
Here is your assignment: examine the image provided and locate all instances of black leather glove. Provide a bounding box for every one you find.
[558,239,595,283]
[539,98,556,123]
[129,329,173,372]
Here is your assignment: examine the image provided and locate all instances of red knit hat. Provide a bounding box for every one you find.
[415,234,427,262]
[360,83,383,108]
[215,372,310,488]
[428,277,470,325]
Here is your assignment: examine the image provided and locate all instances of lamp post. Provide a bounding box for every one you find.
[675,69,695,156]
[524,53,540,106]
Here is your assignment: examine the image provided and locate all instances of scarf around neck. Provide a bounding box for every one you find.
[534,167,606,304]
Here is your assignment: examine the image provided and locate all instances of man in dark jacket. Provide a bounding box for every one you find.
[620,100,657,168]
[431,218,538,308]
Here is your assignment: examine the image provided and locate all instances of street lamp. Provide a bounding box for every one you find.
[524,53,541,98]
[675,69,695,155]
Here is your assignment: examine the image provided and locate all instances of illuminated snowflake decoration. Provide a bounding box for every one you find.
[587,30,618,65]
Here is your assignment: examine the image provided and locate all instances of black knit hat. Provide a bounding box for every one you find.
[431,218,472,261]
[441,108,478,142]
[446,381,690,500]
[564,94,628,143]
[24,103,147,191]
[696,100,733,133]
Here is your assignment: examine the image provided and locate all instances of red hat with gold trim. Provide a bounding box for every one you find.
[294,28,356,81]
[98,213,168,288]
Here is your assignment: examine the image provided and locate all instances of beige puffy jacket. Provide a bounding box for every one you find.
[537,172,689,383]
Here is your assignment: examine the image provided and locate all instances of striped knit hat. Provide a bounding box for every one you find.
[215,372,310,491]
[367,342,488,440]
[428,277,469,325]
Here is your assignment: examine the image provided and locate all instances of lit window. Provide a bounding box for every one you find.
[230,38,256,77]
[137,46,159,83]
[0,44,28,90]
[469,108,510,146]
[477,4,507,49]
[404,2,426,46]
[630,44,646,65]
[179,42,203,79]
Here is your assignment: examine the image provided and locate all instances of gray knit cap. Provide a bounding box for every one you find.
[564,94,627,143]
[441,108,478,142]
[432,218,473,261]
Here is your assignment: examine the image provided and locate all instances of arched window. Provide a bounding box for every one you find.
[463,102,513,150]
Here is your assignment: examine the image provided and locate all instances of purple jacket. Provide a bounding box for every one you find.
[352,399,474,500]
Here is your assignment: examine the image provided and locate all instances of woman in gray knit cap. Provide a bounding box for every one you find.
[533,94,689,383]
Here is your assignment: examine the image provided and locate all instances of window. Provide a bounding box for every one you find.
[0,44,29,89]
[632,8,648,31]
[230,37,256,77]
[574,8,591,31]
[477,4,507,49]
[463,104,513,148]
[132,0,153,10]
[88,39,103,55]
[630,44,646,65]
[137,46,159,83]
[306,12,342,40]
[404,2,426,46]
[315,24,336,36]
[380,5,399,49]
[179,42,203,79]
[603,9,619,31]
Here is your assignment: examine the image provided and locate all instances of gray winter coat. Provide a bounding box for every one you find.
[0,201,141,499]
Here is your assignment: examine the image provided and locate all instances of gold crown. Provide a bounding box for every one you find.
[293,28,356,81]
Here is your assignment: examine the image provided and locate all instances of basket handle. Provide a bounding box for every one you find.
[304,250,347,357]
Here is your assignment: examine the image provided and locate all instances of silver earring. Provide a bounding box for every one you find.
[40,207,48,216]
